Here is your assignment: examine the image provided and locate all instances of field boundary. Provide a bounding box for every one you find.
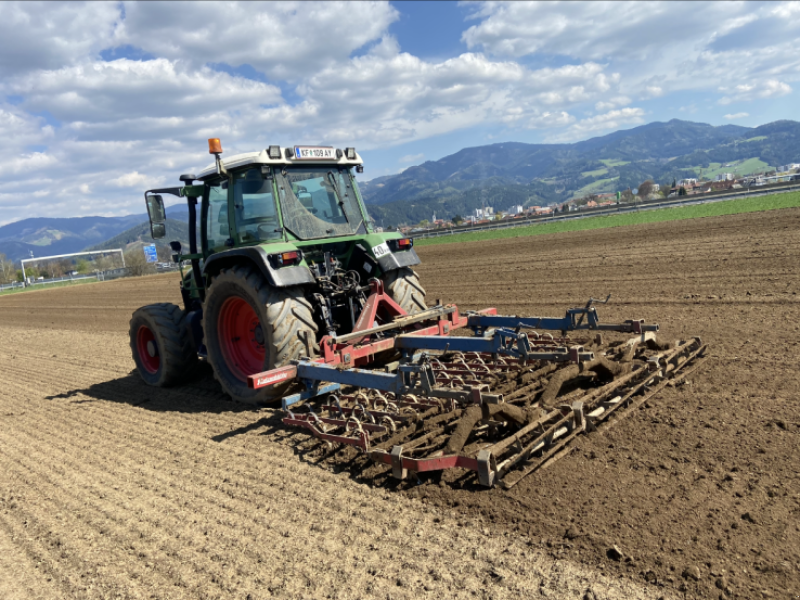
[415,188,800,247]
[0,277,99,296]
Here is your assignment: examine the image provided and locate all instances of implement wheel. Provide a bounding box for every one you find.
[129,303,198,386]
[383,267,426,314]
[203,265,318,404]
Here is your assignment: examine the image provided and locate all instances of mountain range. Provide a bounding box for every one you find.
[359,119,800,226]
[0,204,189,263]
[1,118,798,262]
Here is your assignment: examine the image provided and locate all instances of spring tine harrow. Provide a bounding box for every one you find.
[247,296,705,488]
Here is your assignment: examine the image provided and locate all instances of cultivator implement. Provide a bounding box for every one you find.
[249,287,706,488]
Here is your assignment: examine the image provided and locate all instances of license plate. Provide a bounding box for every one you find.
[294,146,336,160]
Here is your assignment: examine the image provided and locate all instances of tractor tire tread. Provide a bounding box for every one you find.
[384,267,427,314]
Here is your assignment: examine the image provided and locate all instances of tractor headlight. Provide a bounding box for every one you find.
[345,147,357,160]
[268,145,281,159]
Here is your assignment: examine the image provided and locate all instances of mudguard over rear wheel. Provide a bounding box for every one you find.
[384,267,426,314]
[203,265,318,404]
[130,303,197,386]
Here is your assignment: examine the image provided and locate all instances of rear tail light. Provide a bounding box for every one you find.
[271,250,302,267]
[388,238,413,251]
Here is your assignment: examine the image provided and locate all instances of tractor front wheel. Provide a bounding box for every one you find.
[203,265,318,404]
[129,303,198,387]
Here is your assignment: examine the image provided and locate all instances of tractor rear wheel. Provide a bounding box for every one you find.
[129,303,198,386]
[384,267,426,314]
[203,265,318,404]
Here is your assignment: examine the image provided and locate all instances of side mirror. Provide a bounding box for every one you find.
[146,194,167,239]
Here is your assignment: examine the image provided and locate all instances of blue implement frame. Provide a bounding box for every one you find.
[397,329,594,362]
[466,309,658,335]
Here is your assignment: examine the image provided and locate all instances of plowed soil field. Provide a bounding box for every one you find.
[1,207,799,600]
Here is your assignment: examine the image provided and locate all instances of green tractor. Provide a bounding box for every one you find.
[130,139,425,403]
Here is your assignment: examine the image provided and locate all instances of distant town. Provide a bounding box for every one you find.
[386,162,800,234]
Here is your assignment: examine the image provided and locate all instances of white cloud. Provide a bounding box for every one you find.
[9,59,281,126]
[724,112,749,120]
[718,79,792,105]
[463,2,731,60]
[294,41,618,147]
[595,96,631,111]
[526,111,575,129]
[0,105,53,150]
[399,153,424,164]
[109,171,160,188]
[644,86,664,98]
[547,107,646,142]
[0,152,57,177]
[463,1,800,100]
[117,1,399,80]
[0,2,119,76]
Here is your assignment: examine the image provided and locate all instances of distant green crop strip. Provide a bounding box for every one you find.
[415,190,800,247]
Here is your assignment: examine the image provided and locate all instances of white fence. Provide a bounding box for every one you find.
[0,281,26,292]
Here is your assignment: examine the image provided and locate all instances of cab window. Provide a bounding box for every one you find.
[232,168,281,243]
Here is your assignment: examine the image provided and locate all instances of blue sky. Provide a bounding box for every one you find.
[0,1,798,224]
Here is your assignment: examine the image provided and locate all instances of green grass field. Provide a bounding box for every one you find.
[580,167,609,178]
[416,190,800,247]
[694,157,771,179]
[599,159,630,168]
[570,176,619,199]
[0,277,98,296]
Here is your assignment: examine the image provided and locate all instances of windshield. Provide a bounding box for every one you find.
[275,167,365,240]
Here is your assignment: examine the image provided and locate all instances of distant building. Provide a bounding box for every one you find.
[508,205,524,215]
[777,163,800,173]
[475,207,494,219]
[715,173,734,182]
[678,178,697,186]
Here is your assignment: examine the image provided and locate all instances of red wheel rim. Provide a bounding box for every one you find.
[218,296,265,380]
[136,325,160,374]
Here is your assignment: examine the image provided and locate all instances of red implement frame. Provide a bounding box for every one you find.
[247,280,497,390]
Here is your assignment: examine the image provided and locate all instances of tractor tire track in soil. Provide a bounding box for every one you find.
[2,207,800,599]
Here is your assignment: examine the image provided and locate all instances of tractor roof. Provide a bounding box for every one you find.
[197,146,363,179]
